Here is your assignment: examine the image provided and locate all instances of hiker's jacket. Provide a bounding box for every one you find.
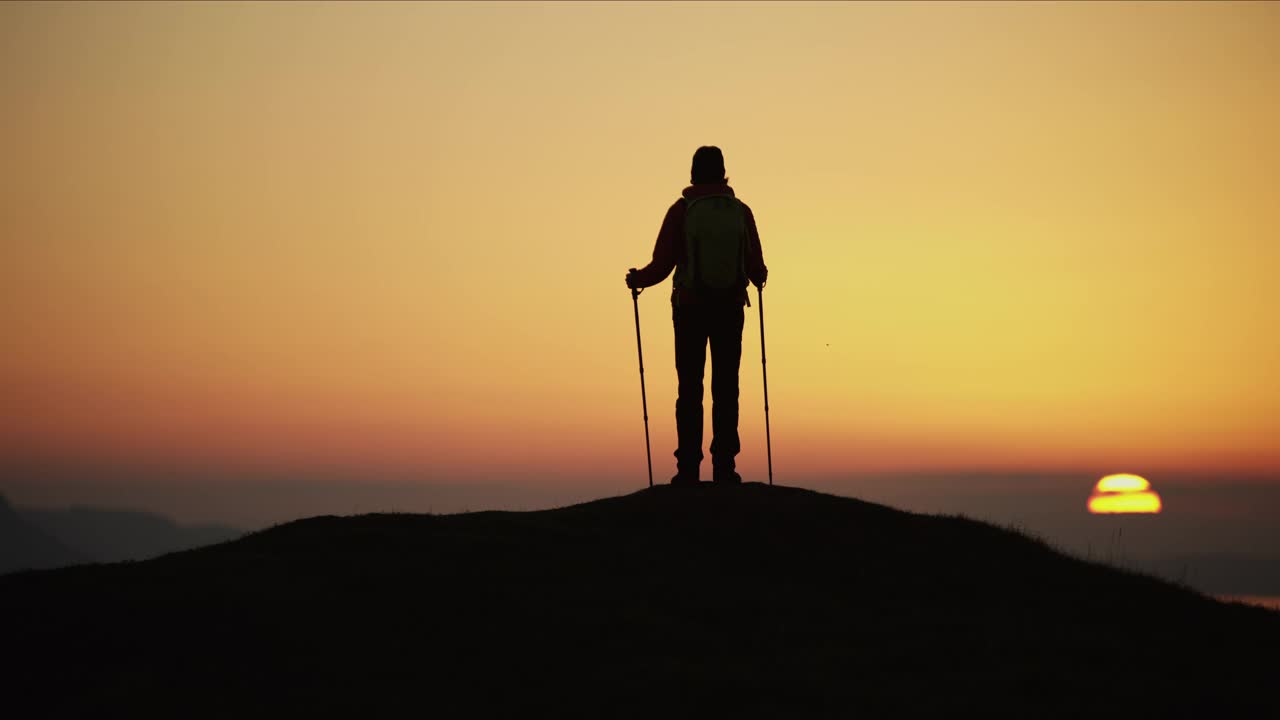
[631,183,768,306]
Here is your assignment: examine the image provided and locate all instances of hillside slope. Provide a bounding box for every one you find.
[3,483,1276,718]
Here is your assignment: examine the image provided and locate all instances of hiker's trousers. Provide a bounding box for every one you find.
[673,300,744,476]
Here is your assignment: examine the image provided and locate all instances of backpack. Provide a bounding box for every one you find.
[673,194,748,292]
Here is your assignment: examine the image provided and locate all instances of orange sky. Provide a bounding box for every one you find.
[2,2,1277,485]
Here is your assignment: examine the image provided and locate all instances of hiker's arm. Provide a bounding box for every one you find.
[744,204,768,288]
[629,202,682,288]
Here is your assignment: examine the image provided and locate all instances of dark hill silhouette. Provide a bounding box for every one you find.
[2,484,1275,717]
[0,494,86,573]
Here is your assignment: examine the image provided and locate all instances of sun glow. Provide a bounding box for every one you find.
[1096,473,1151,493]
[1088,474,1163,514]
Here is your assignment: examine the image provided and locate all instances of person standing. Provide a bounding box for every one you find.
[626,146,768,485]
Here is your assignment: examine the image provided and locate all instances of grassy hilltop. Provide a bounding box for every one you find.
[3,483,1276,717]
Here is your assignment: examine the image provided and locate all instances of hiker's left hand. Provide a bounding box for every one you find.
[625,268,640,289]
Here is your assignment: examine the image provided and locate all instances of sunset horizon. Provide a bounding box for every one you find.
[4,2,1277,493]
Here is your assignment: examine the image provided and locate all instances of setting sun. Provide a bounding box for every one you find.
[1088,473,1163,514]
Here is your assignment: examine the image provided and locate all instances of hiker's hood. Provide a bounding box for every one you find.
[682,184,735,200]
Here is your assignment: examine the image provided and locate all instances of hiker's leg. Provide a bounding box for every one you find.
[708,301,745,474]
[673,303,708,478]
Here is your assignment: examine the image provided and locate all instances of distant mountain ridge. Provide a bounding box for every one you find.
[2,483,1276,717]
[0,494,86,573]
[0,494,240,575]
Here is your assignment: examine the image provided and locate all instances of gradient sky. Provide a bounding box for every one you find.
[3,2,1278,492]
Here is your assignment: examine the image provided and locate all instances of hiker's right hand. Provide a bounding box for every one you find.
[625,268,640,289]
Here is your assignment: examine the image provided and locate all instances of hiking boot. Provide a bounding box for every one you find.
[713,470,742,485]
[670,473,701,486]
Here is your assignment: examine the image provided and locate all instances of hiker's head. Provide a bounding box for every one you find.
[691,146,728,185]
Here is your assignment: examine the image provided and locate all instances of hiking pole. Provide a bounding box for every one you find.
[757,285,773,485]
[630,281,654,488]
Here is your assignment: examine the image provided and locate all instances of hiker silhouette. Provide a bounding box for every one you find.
[626,146,768,485]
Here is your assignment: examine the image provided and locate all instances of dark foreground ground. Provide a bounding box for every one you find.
[3,483,1277,718]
